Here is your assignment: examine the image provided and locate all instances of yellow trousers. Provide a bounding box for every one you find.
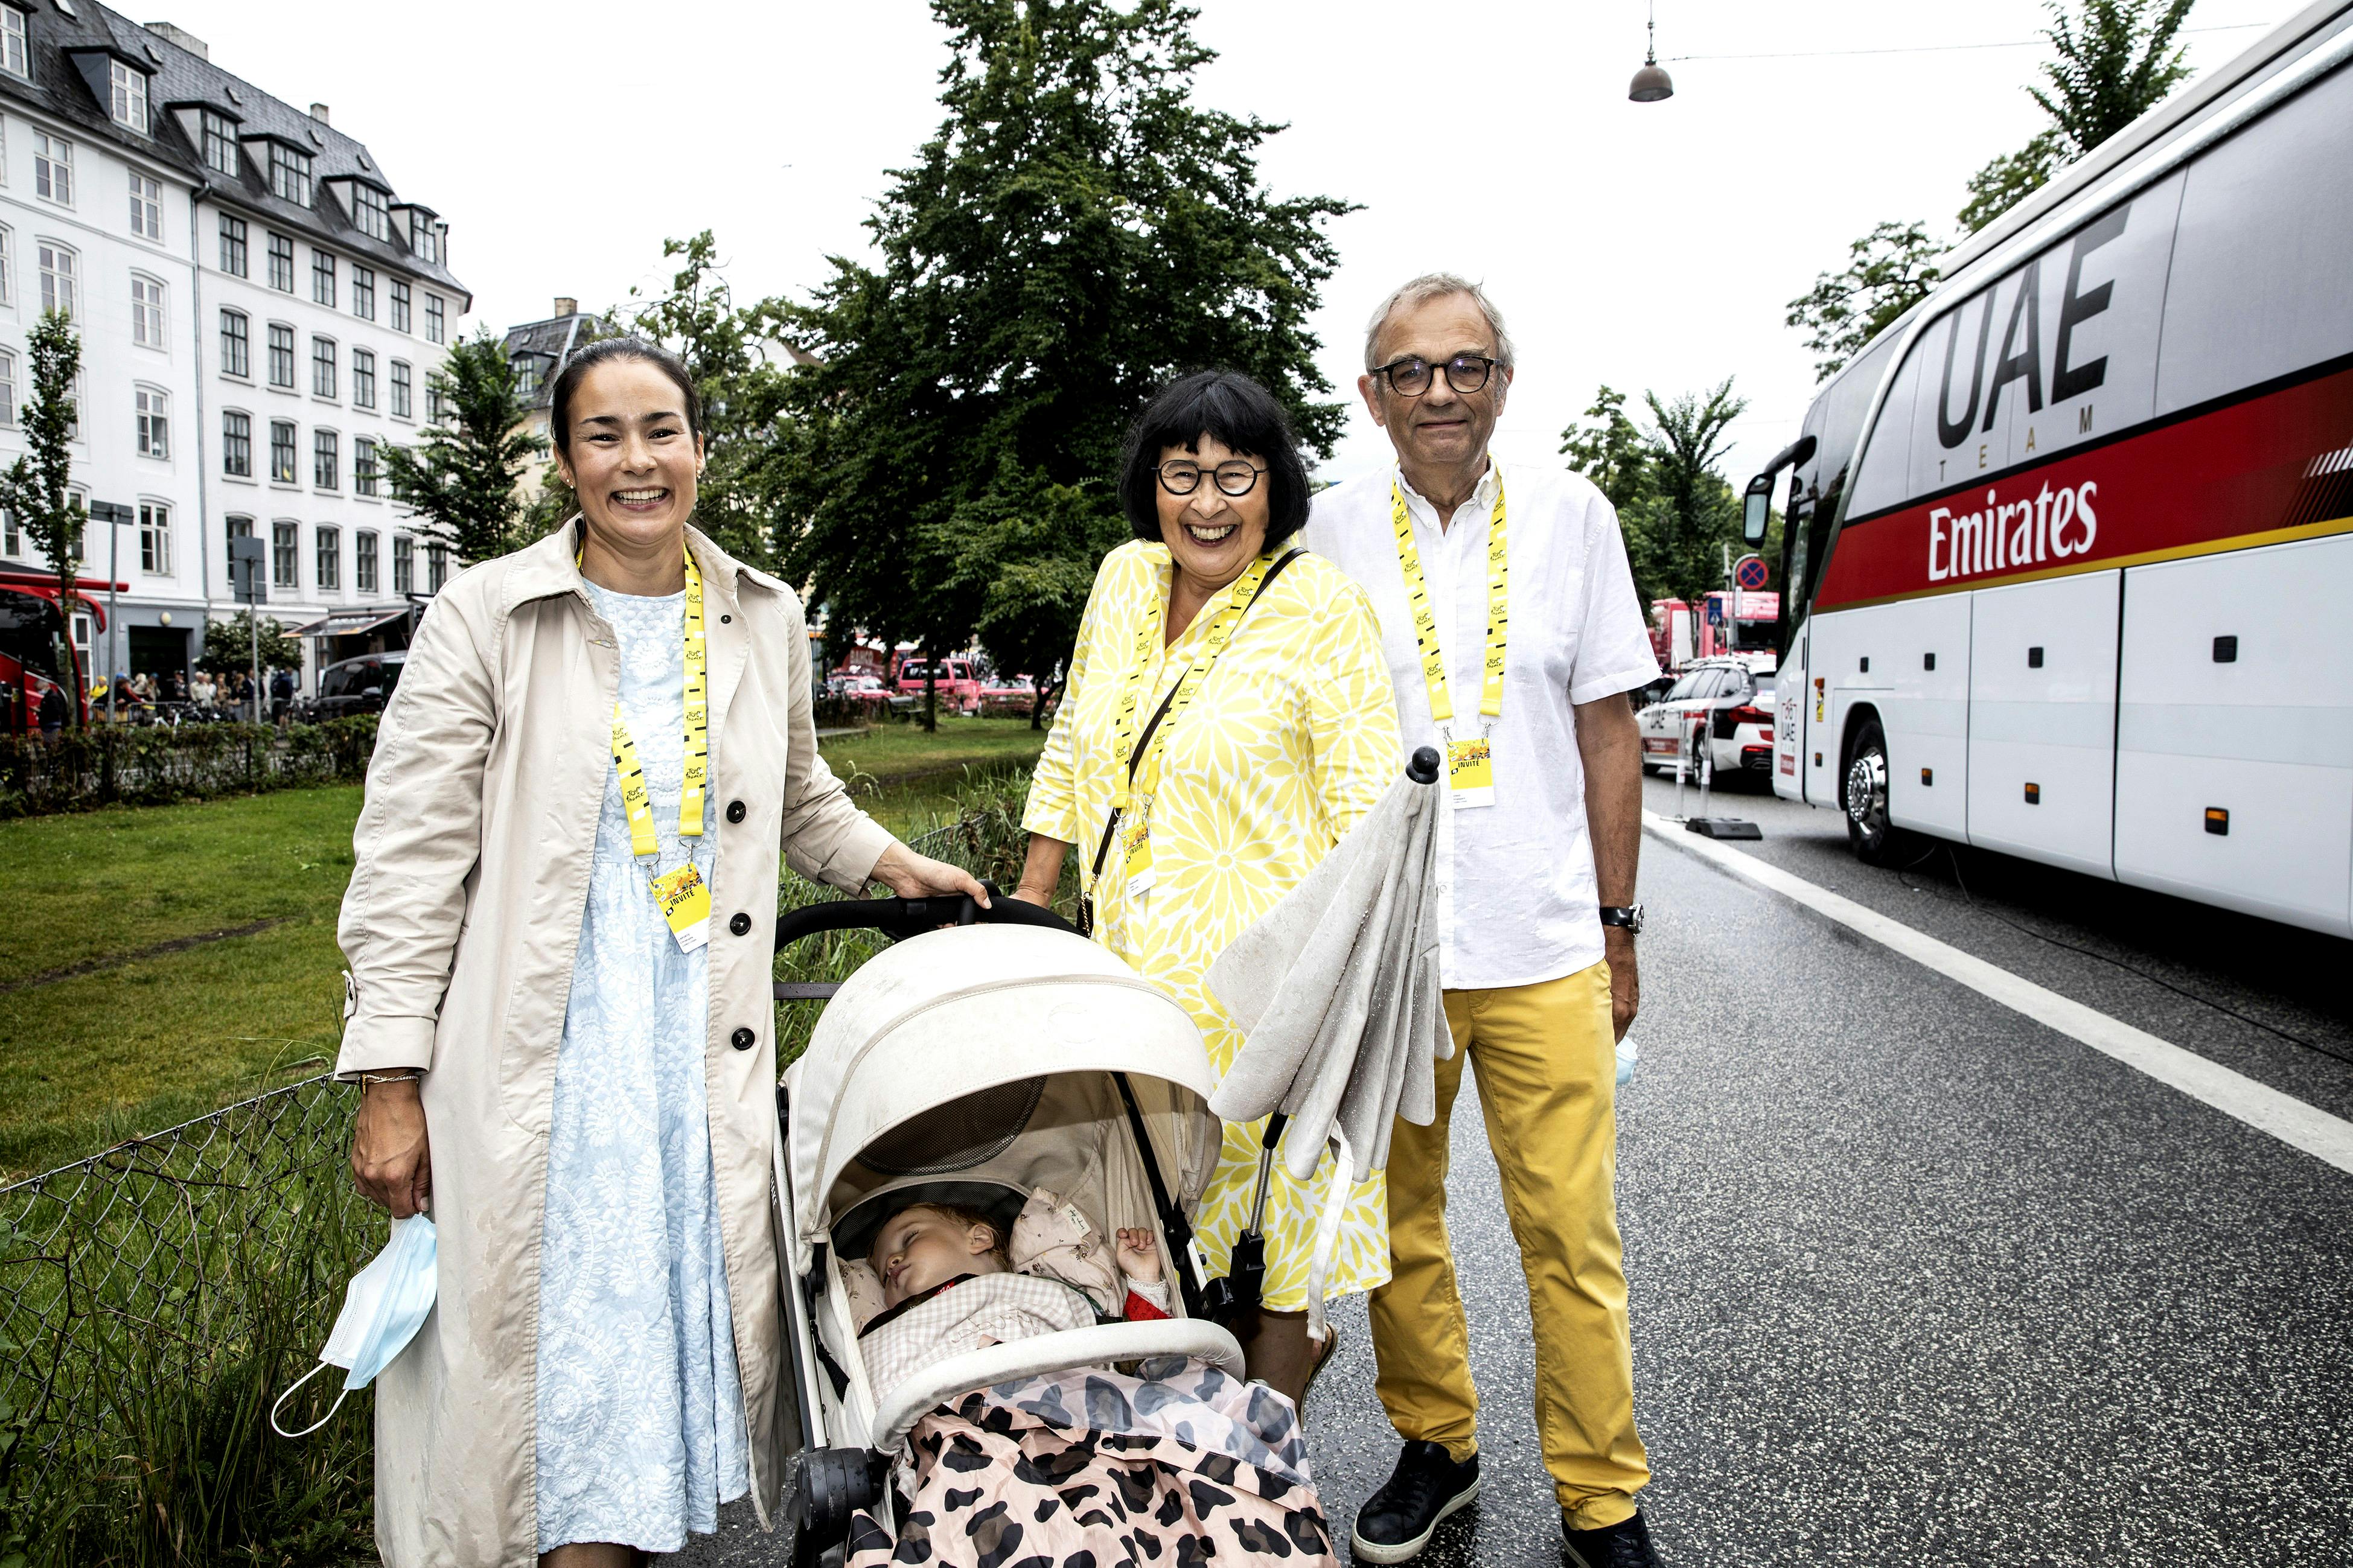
[1368,960,1650,1528]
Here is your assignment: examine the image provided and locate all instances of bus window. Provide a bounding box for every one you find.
[0,593,64,682]
[2157,60,2353,416]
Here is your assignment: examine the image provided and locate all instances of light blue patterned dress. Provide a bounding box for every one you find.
[536,580,749,1554]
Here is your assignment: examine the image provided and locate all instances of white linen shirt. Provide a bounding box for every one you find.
[1304,460,1659,990]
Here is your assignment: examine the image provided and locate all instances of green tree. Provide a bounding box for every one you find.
[1559,385,1653,518]
[776,0,1350,730]
[1784,221,1945,383]
[199,609,301,675]
[1960,0,2194,232]
[0,311,86,722]
[382,329,545,566]
[1635,380,1748,610]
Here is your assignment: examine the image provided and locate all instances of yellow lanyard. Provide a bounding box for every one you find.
[602,549,709,862]
[1108,549,1280,811]
[1390,473,1509,731]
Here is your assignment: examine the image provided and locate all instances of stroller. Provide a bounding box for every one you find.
[770,889,1337,1567]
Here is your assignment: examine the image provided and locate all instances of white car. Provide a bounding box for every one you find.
[1637,660,1777,786]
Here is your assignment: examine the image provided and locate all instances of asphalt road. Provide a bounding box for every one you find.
[672,771,2353,1565]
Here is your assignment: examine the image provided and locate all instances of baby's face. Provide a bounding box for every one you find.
[870,1206,1004,1307]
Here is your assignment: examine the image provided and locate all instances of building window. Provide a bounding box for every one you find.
[201,110,238,178]
[390,279,410,333]
[130,275,164,346]
[315,523,339,590]
[351,183,390,243]
[412,221,440,266]
[425,293,444,343]
[109,60,147,132]
[313,428,338,489]
[33,133,71,206]
[511,353,542,396]
[268,419,296,483]
[426,381,445,424]
[392,534,413,595]
[354,435,379,496]
[311,336,336,398]
[389,359,412,418]
[2,507,16,555]
[269,144,311,206]
[1,7,24,80]
[127,171,161,240]
[139,502,170,575]
[135,386,168,458]
[0,226,12,307]
[351,264,374,320]
[266,322,295,388]
[0,348,14,426]
[311,249,334,307]
[218,213,246,276]
[222,409,251,476]
[220,309,249,378]
[427,544,447,593]
[267,232,293,292]
[355,529,378,593]
[63,372,77,441]
[351,347,375,409]
[37,241,74,317]
[272,519,298,590]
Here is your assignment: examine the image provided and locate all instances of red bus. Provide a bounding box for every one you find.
[0,569,110,732]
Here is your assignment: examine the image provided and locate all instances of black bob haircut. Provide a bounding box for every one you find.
[1119,370,1312,546]
[549,336,703,456]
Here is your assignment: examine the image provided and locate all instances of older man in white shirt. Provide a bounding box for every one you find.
[1304,275,1661,1568]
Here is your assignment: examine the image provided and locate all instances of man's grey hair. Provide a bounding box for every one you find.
[1362,273,1517,373]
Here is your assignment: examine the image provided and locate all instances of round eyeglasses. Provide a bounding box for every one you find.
[1157,459,1267,498]
[1371,354,1499,397]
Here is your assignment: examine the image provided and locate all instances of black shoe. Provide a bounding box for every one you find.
[1562,1507,1659,1568]
[1350,1439,1481,1564]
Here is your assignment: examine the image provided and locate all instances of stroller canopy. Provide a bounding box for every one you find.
[786,923,1220,1269]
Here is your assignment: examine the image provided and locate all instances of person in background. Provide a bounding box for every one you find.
[190,669,217,709]
[1011,369,1403,1409]
[37,681,66,736]
[270,666,296,724]
[1304,274,1663,1568]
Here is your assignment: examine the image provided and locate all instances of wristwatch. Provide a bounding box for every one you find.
[1597,904,1644,934]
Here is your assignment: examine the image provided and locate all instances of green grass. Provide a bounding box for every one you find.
[0,719,1050,1180]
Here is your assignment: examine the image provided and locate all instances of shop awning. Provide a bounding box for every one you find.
[288,605,411,639]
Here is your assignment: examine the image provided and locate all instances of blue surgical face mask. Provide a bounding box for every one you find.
[272,1213,438,1437]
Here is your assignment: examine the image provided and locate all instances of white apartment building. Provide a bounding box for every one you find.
[0,2,468,692]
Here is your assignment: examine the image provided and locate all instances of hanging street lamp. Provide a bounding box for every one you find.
[1629,2,1675,101]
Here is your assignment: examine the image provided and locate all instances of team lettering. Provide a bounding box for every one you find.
[1926,480,2098,582]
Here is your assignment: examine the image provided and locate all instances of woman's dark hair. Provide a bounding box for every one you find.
[1119,370,1312,546]
[548,336,702,456]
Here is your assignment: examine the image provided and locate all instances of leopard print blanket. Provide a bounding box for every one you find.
[845,1355,1338,1567]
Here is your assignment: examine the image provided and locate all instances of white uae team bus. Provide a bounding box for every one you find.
[1743,0,2353,940]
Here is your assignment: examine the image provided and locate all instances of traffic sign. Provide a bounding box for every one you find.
[1734,553,1769,591]
[1706,598,1725,626]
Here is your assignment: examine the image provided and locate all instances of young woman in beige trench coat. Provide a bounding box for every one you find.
[337,339,983,1568]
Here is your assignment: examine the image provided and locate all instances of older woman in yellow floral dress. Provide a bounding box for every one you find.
[1011,370,1402,1408]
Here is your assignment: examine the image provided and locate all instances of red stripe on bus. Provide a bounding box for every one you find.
[1813,364,2353,610]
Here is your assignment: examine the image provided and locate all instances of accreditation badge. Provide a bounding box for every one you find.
[651,861,714,953]
[1447,735,1496,809]
[1120,811,1157,903]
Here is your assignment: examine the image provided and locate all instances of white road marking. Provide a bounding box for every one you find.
[1644,810,2353,1178]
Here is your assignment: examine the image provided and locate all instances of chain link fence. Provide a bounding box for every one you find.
[0,816,1010,1567]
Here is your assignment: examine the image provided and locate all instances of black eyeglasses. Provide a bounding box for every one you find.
[1157,459,1267,498]
[1371,353,1500,397]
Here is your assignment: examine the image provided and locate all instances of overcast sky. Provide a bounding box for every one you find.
[162,0,2282,490]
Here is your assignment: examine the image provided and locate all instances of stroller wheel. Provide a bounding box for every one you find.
[794,1447,888,1565]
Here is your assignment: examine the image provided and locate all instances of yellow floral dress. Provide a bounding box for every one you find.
[1026,540,1403,1309]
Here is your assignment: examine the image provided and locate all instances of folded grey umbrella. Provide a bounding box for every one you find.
[1206,754,1449,1185]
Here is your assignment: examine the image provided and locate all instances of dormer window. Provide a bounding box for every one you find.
[351,183,391,243]
[200,111,238,178]
[109,60,147,132]
[413,222,439,265]
[2,8,27,80]
[268,143,311,206]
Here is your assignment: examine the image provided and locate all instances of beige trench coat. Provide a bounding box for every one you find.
[335,522,891,1567]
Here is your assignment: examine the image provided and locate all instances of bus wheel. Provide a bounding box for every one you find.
[1843,717,1911,865]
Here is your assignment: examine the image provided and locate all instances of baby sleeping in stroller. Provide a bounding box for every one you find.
[840,1190,1338,1568]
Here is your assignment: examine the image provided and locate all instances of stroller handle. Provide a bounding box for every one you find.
[773,880,1079,953]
